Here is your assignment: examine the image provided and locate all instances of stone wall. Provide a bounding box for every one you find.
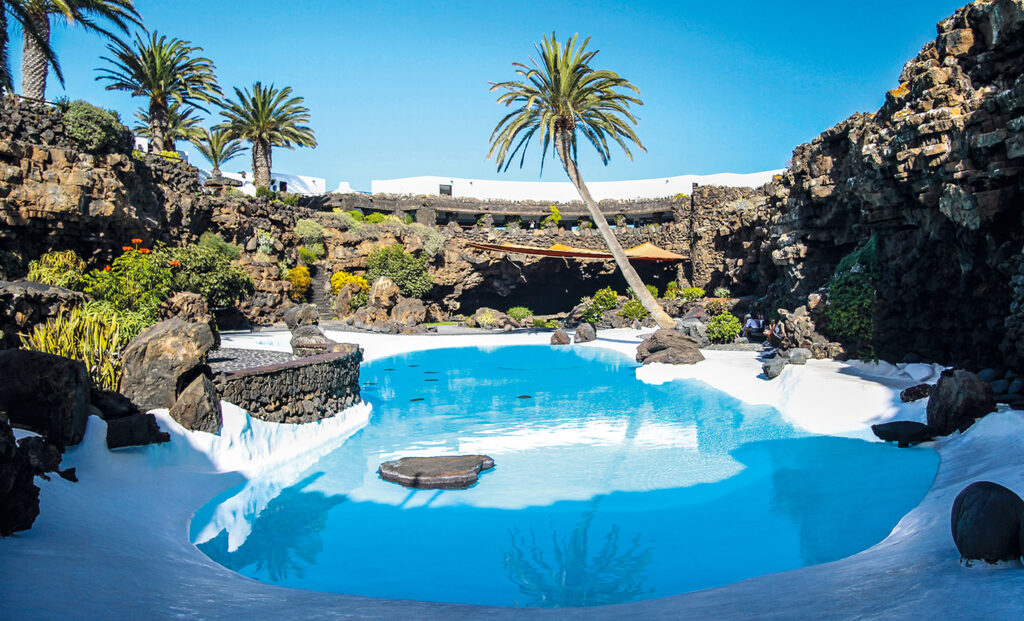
[214,350,362,424]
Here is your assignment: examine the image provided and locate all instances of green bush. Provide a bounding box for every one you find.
[507,306,533,321]
[620,298,648,320]
[707,311,742,343]
[154,244,255,308]
[345,209,366,222]
[663,281,679,300]
[825,236,879,345]
[63,100,124,152]
[366,244,433,298]
[159,150,180,161]
[705,298,727,316]
[581,286,619,323]
[713,286,731,298]
[280,193,300,206]
[298,246,318,265]
[644,284,659,299]
[131,149,145,161]
[532,318,558,329]
[81,247,173,339]
[541,205,561,228]
[366,212,387,224]
[294,218,324,244]
[27,250,86,289]
[20,307,125,390]
[198,232,241,260]
[681,287,705,302]
[255,186,277,200]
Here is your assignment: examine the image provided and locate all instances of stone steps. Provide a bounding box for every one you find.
[309,267,332,316]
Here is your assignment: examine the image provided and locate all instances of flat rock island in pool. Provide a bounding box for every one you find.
[378,455,495,489]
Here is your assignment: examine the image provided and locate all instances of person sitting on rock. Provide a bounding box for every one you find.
[743,314,761,340]
[768,320,787,347]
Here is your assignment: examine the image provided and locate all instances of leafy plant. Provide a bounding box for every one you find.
[345,209,366,222]
[154,244,255,308]
[366,244,433,298]
[532,318,558,329]
[81,246,172,336]
[255,229,274,254]
[198,231,241,260]
[297,246,318,266]
[663,281,679,300]
[713,286,731,298]
[280,193,300,206]
[366,212,387,224]
[26,250,86,289]
[620,298,648,320]
[20,307,125,391]
[680,287,705,302]
[476,309,498,327]
[63,100,125,152]
[131,149,145,161]
[541,205,561,228]
[507,306,533,321]
[644,284,659,299]
[705,298,727,316]
[330,270,369,295]
[825,236,879,347]
[159,150,181,160]
[255,186,277,200]
[582,286,619,323]
[286,265,311,301]
[294,218,324,245]
[707,311,742,344]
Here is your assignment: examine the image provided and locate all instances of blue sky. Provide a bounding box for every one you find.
[11,0,967,191]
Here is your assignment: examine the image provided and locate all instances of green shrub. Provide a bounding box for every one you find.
[407,223,444,257]
[20,307,126,390]
[298,246,318,265]
[52,96,71,113]
[707,311,742,343]
[345,209,366,222]
[532,318,558,329]
[663,281,679,300]
[280,193,299,206]
[255,229,274,254]
[330,270,369,295]
[681,287,706,302]
[80,247,173,339]
[507,306,533,321]
[541,205,561,228]
[620,298,648,320]
[63,100,124,152]
[154,244,255,308]
[581,286,619,323]
[705,298,727,316]
[644,284,659,299]
[366,212,387,224]
[198,232,241,260]
[131,149,145,161]
[578,217,593,229]
[27,250,86,289]
[366,244,433,298]
[286,265,311,301]
[255,186,277,200]
[825,236,879,346]
[713,286,731,298]
[294,218,324,244]
[159,150,180,161]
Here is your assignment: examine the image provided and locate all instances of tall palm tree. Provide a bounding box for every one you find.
[1,0,63,94]
[489,33,674,329]
[132,100,202,150]
[219,81,316,189]
[21,0,142,100]
[96,31,221,153]
[191,127,245,177]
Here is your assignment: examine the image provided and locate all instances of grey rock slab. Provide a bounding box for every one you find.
[378,455,495,489]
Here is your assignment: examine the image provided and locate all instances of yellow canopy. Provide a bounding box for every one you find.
[467,241,686,262]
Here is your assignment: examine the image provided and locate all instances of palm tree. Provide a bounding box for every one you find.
[489,33,675,330]
[191,127,245,177]
[20,0,142,100]
[1,0,62,94]
[96,31,221,153]
[219,81,316,189]
[132,100,202,150]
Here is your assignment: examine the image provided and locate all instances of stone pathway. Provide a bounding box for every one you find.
[208,348,296,374]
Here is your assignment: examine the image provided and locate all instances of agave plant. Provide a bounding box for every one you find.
[489,33,674,329]
[20,306,125,390]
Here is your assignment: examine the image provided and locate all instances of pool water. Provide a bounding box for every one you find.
[190,345,939,607]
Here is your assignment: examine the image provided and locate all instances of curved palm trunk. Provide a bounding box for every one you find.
[252,139,272,188]
[555,131,675,330]
[148,100,168,153]
[21,11,50,100]
[1,3,9,94]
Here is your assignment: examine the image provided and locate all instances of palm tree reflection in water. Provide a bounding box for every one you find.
[504,510,653,607]
[198,473,345,582]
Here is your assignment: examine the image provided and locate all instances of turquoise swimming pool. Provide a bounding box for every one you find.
[191,345,939,607]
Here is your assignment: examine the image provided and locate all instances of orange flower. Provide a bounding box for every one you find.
[122,246,133,252]
[168,260,181,267]
[130,238,143,245]
[104,265,111,271]
[139,248,151,254]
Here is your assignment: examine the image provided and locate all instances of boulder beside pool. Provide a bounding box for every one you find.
[950,481,1024,565]
[379,455,495,489]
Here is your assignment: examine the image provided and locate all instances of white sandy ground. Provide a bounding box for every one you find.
[1,328,1023,619]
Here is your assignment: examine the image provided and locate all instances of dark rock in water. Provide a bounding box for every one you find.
[90,388,140,421]
[379,455,495,489]
[0,349,90,447]
[675,317,710,348]
[636,329,705,365]
[900,383,932,403]
[926,369,996,436]
[0,413,40,536]
[951,481,1024,565]
[871,421,937,447]
[284,303,319,330]
[119,318,216,412]
[787,348,812,365]
[762,357,788,379]
[169,375,222,434]
[574,322,596,344]
[106,413,170,449]
[17,436,63,478]
[550,328,571,346]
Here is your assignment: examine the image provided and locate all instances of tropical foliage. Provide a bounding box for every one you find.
[825,236,879,347]
[488,33,674,329]
[365,244,432,298]
[581,286,618,323]
[707,311,742,343]
[192,128,246,177]
[133,100,203,150]
[1,1,59,93]
[506,306,533,322]
[218,81,316,188]
[21,306,126,390]
[153,244,254,308]
[80,245,173,339]
[26,248,86,289]
[97,31,222,153]
[62,99,126,151]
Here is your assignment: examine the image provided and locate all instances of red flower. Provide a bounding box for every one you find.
[122,246,133,252]
[130,238,143,245]
[139,248,151,254]
[168,260,181,267]
[104,265,111,271]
